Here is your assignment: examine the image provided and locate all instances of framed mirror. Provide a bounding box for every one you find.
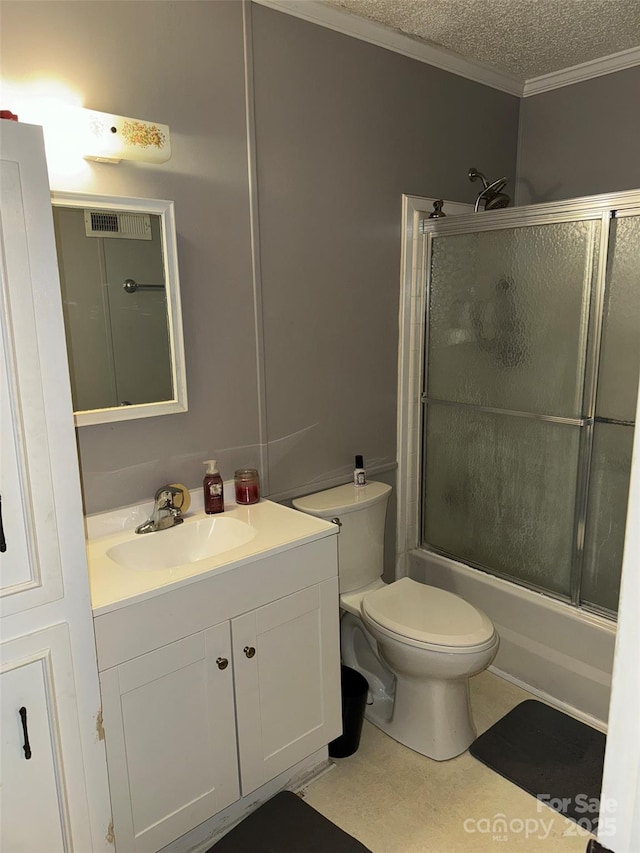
[51,191,187,426]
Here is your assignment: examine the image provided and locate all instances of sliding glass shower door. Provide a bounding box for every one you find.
[581,213,640,611]
[420,206,639,615]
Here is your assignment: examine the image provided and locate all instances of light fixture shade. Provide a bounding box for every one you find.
[83,109,171,164]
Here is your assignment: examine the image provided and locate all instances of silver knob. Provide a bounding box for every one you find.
[216,657,229,670]
[244,646,256,659]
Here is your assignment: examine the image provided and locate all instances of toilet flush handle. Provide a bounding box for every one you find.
[331,517,342,529]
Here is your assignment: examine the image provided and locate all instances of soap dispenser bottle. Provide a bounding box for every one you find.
[203,460,224,514]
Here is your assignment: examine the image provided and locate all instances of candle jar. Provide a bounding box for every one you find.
[234,468,260,505]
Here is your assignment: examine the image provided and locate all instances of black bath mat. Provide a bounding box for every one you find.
[470,699,606,827]
[208,790,372,852]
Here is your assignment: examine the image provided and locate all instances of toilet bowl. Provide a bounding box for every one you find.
[343,578,498,760]
[292,482,499,761]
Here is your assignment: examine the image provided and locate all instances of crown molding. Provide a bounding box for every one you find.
[253,1,640,99]
[522,45,640,96]
[251,0,524,96]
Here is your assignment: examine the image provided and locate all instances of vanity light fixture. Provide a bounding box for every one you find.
[82,108,171,164]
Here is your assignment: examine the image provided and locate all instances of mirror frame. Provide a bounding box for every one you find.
[51,191,188,426]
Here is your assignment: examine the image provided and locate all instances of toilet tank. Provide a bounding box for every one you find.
[292,482,391,593]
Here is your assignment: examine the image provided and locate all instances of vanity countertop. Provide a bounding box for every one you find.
[86,496,337,616]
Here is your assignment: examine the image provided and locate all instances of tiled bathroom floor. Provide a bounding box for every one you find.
[302,671,594,852]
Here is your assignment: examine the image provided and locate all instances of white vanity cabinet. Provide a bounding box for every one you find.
[99,622,239,853]
[93,535,341,853]
[232,579,339,795]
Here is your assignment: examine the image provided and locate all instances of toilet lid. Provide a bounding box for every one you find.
[292,481,391,517]
[362,578,495,648]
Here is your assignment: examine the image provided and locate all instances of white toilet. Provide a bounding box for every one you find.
[293,481,499,761]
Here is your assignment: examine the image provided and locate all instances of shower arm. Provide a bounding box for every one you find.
[468,168,488,187]
[473,177,509,212]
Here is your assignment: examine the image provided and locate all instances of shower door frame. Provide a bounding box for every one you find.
[396,188,640,617]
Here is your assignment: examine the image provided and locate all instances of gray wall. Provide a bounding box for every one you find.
[2,0,260,513]
[517,66,640,204]
[1,1,519,518]
[251,5,520,496]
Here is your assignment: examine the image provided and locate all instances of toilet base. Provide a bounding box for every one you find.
[365,671,477,761]
[340,611,498,762]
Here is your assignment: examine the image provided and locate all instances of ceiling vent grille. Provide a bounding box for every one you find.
[84,210,152,240]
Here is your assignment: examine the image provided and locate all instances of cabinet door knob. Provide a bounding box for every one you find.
[216,657,229,670]
[243,646,256,659]
[19,706,32,759]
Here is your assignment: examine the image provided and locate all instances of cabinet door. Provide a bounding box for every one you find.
[0,625,94,853]
[233,578,341,795]
[0,145,64,615]
[100,623,239,853]
[0,121,111,851]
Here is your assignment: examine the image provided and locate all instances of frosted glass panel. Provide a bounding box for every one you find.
[581,423,634,612]
[596,216,640,422]
[422,405,580,596]
[427,220,600,417]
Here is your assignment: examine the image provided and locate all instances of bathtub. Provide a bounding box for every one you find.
[408,548,616,729]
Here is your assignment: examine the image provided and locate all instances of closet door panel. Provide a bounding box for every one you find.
[0,159,63,615]
[1,657,66,852]
[0,624,94,853]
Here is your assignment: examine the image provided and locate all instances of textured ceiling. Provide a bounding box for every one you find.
[327,0,640,80]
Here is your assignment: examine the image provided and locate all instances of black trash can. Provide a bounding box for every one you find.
[329,665,369,758]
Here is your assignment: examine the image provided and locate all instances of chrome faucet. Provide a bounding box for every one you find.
[135,485,186,534]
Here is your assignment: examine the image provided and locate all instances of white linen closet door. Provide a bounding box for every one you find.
[0,120,112,851]
[0,152,64,615]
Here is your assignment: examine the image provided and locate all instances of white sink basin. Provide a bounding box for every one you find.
[106,517,256,571]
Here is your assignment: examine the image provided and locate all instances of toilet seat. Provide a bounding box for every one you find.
[361,577,496,652]
[362,610,498,654]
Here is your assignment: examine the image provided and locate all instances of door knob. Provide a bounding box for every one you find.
[216,657,229,670]
[243,646,256,659]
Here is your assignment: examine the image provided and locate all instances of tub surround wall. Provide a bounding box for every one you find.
[409,549,616,727]
[0,1,519,518]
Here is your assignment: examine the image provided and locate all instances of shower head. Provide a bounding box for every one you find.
[469,167,510,212]
[484,191,511,211]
